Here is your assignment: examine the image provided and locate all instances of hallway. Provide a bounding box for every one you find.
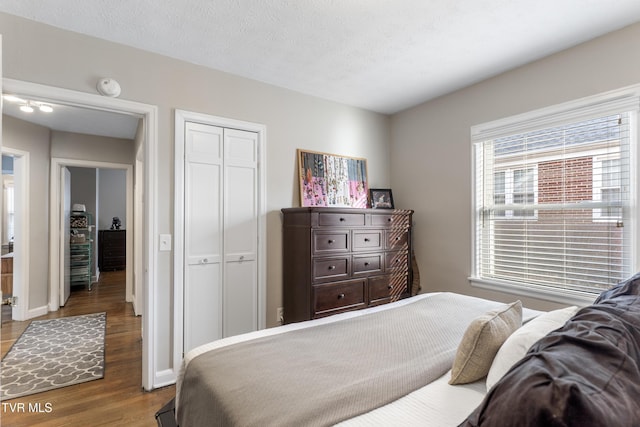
[1,271,175,426]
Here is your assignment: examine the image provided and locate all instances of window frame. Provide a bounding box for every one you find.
[492,166,539,220]
[470,85,640,306]
[592,154,623,221]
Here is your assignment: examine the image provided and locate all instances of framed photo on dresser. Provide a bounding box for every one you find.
[369,188,394,209]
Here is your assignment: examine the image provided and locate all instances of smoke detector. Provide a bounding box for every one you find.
[96,78,121,97]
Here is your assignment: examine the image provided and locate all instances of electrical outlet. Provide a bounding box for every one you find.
[276,307,284,324]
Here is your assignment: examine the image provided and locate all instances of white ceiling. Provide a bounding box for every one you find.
[2,97,141,140]
[2,1,640,121]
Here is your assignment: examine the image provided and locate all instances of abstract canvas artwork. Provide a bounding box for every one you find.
[298,149,369,208]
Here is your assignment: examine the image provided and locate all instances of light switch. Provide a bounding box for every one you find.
[159,234,172,251]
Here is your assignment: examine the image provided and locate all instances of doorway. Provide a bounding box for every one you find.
[61,166,130,307]
[2,78,160,390]
[0,148,28,323]
[53,161,134,310]
[1,154,14,323]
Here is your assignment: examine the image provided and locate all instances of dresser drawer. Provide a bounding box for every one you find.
[386,251,409,271]
[371,214,396,227]
[313,257,350,282]
[313,231,349,254]
[369,275,407,304]
[386,229,409,249]
[102,247,125,258]
[372,213,410,227]
[313,279,366,316]
[102,256,126,269]
[353,254,383,275]
[103,232,125,241]
[352,230,383,251]
[318,212,365,227]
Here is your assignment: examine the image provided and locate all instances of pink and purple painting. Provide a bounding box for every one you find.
[298,149,368,208]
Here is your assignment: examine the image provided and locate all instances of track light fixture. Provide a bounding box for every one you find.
[3,94,55,114]
[19,102,34,113]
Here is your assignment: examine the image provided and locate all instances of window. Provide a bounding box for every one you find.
[471,87,639,302]
[3,177,14,245]
[593,157,622,220]
[493,167,538,218]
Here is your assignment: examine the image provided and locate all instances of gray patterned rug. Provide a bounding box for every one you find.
[1,312,106,400]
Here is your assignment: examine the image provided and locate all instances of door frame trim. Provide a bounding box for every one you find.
[173,109,267,362]
[2,78,161,391]
[1,147,30,321]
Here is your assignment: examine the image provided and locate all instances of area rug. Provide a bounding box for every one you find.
[1,312,106,400]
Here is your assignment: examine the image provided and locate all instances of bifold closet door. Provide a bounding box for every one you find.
[183,122,259,353]
[222,129,259,337]
[184,123,224,352]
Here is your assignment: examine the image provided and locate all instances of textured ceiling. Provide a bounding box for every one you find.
[1,1,640,115]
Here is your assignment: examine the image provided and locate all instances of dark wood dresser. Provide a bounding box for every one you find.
[98,229,126,271]
[281,207,413,324]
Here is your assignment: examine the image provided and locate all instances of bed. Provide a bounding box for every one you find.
[171,274,640,426]
[174,292,541,426]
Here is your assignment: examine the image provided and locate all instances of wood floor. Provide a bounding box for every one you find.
[1,271,175,426]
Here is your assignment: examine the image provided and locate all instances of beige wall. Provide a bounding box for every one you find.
[391,22,640,311]
[0,12,391,380]
[51,130,135,165]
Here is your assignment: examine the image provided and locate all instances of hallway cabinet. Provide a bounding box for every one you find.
[99,230,126,271]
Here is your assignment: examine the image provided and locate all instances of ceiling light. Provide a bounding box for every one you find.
[39,104,53,113]
[19,102,34,113]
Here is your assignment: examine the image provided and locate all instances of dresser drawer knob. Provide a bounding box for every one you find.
[395,237,400,241]
[328,239,335,244]
[387,217,393,222]
[328,265,336,270]
[339,217,346,222]
[388,285,393,290]
[364,238,370,242]
[338,293,345,299]
[364,262,370,266]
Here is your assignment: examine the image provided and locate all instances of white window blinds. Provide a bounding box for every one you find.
[472,88,639,296]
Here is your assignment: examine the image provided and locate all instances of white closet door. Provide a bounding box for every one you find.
[184,122,224,352]
[223,129,259,337]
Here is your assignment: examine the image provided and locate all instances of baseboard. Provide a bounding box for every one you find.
[26,304,49,320]
[153,368,178,390]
